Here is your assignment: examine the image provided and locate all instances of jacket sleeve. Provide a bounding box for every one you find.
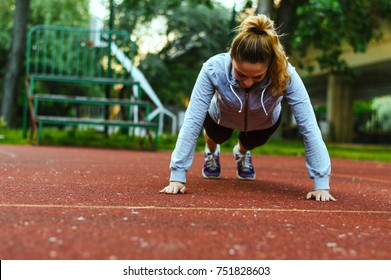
[169,64,216,183]
[284,64,331,190]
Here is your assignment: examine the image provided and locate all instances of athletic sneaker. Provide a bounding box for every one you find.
[233,144,255,180]
[202,147,221,179]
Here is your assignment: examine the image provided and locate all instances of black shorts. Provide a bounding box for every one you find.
[203,112,281,150]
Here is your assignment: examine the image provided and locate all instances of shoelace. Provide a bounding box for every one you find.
[205,153,219,170]
[236,152,253,171]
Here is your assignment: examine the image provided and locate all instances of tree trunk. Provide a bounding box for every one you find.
[327,74,353,142]
[257,0,273,17]
[1,0,30,128]
[275,0,296,56]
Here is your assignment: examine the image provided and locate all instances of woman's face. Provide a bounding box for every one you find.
[232,60,268,89]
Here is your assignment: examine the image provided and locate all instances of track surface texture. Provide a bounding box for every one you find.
[1,144,390,260]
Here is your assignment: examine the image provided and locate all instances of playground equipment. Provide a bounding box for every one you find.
[23,24,176,147]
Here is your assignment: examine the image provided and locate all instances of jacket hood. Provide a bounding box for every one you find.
[224,52,237,85]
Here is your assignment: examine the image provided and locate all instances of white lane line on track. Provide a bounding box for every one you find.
[0,203,390,215]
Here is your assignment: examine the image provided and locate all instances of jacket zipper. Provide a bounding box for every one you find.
[244,91,249,131]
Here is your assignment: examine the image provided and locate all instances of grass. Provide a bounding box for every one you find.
[0,128,390,162]
[326,143,391,162]
[0,128,30,145]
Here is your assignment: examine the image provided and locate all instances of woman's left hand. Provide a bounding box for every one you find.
[160,181,187,194]
[306,190,336,202]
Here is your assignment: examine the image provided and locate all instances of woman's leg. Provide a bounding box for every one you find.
[203,130,218,153]
[234,115,282,180]
[202,113,233,178]
[203,112,233,151]
[238,114,282,151]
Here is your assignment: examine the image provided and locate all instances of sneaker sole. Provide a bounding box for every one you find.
[202,169,221,179]
[236,172,255,180]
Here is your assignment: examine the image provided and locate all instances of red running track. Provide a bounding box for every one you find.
[0,144,390,259]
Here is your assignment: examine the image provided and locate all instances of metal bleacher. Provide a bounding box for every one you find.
[23,25,159,147]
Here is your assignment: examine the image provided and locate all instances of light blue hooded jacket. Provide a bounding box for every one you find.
[169,52,331,190]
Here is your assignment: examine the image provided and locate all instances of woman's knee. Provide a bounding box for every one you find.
[206,130,232,144]
[239,135,268,150]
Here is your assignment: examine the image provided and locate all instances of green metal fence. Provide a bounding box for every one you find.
[25,25,136,80]
[23,25,158,146]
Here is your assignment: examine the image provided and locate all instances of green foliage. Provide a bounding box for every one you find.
[112,0,232,107]
[0,0,14,51]
[29,0,90,27]
[0,0,18,97]
[115,0,214,33]
[0,128,30,144]
[354,99,373,115]
[366,96,391,133]
[0,116,6,127]
[292,0,391,75]
[137,2,232,107]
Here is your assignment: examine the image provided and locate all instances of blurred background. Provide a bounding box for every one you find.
[1,0,391,148]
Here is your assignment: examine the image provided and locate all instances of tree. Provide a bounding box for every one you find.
[112,0,231,108]
[257,0,273,16]
[115,0,213,33]
[145,3,232,107]
[0,0,91,128]
[29,0,90,27]
[235,0,391,75]
[291,0,391,75]
[0,0,15,76]
[1,0,30,128]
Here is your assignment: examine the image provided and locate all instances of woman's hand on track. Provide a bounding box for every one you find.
[306,189,336,202]
[160,181,186,194]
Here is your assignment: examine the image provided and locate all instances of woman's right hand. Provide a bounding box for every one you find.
[160,181,186,194]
